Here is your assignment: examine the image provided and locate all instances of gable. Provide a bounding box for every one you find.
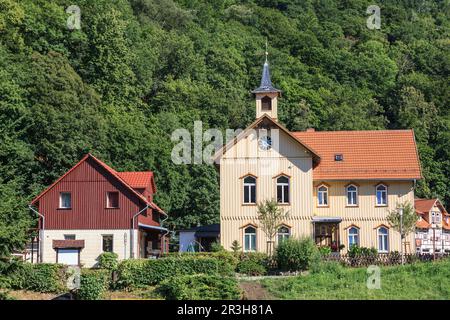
[215,115,319,162]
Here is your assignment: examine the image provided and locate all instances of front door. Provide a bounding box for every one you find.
[314,223,340,252]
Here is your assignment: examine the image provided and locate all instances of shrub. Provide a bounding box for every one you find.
[0,290,15,300]
[318,246,332,256]
[8,263,67,293]
[275,237,320,271]
[236,260,267,276]
[158,274,241,300]
[310,261,345,275]
[237,252,269,275]
[116,256,224,289]
[210,242,225,252]
[76,269,108,300]
[97,252,118,270]
[162,251,238,274]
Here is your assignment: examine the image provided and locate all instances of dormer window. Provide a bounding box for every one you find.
[334,154,343,161]
[261,96,272,111]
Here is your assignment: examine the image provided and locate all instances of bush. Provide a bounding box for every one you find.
[210,241,225,252]
[158,274,241,300]
[318,246,332,256]
[310,260,345,275]
[76,270,108,300]
[116,256,225,289]
[275,237,320,271]
[0,290,15,300]
[97,252,118,270]
[162,251,238,275]
[348,245,378,258]
[237,252,269,276]
[7,263,67,293]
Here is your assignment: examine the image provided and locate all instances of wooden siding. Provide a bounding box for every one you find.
[219,125,417,253]
[220,127,314,251]
[38,157,157,230]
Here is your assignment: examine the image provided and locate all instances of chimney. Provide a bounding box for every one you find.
[306,128,315,132]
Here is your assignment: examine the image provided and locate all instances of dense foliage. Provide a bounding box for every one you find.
[275,237,320,271]
[115,255,231,288]
[76,269,109,300]
[97,252,119,271]
[236,252,270,275]
[0,0,448,253]
[0,262,68,293]
[158,274,241,300]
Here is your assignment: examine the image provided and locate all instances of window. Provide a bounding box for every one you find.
[346,185,358,206]
[64,235,76,240]
[276,176,290,204]
[348,227,359,248]
[244,226,256,252]
[106,191,119,208]
[431,211,440,224]
[376,184,387,206]
[378,227,389,253]
[334,154,344,161]
[102,235,113,252]
[261,96,272,111]
[277,226,290,244]
[59,192,71,209]
[243,176,256,204]
[317,185,328,206]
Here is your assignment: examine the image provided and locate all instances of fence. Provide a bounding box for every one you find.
[322,252,450,267]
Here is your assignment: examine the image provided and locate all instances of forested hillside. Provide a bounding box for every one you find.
[0,0,448,252]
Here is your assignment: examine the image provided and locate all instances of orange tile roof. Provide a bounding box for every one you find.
[415,199,438,214]
[416,219,431,229]
[292,129,421,180]
[116,172,154,189]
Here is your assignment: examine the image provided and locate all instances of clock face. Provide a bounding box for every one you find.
[258,135,272,151]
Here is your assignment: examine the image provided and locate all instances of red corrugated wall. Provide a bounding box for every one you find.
[37,157,159,230]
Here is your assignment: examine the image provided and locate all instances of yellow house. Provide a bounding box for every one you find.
[214,59,422,254]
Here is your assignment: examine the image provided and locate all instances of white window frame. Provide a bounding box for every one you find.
[317,185,328,207]
[106,191,119,208]
[378,227,389,253]
[346,184,358,206]
[376,184,388,206]
[243,176,257,204]
[348,227,359,248]
[276,176,290,204]
[59,192,72,209]
[243,226,257,252]
[277,225,290,244]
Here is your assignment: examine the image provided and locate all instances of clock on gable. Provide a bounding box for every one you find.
[258,135,272,151]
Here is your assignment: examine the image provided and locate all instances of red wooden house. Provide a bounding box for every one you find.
[29,154,168,267]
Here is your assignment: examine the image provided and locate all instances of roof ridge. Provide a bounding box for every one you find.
[292,129,413,134]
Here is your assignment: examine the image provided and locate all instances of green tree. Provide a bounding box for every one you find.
[257,199,289,256]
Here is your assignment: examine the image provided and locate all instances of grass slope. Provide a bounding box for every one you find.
[261,259,450,300]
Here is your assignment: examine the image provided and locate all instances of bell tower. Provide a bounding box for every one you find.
[252,50,281,120]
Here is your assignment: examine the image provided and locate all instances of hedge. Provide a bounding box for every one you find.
[237,253,270,276]
[162,251,238,274]
[6,263,68,293]
[157,274,241,300]
[116,256,224,288]
[76,269,109,300]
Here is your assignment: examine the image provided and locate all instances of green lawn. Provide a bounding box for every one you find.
[261,259,450,300]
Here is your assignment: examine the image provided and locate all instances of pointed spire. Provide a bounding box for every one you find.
[252,42,281,95]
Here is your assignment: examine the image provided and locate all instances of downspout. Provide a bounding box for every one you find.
[29,205,44,263]
[131,205,150,259]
